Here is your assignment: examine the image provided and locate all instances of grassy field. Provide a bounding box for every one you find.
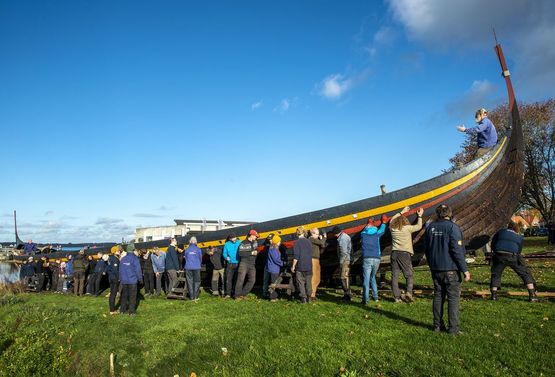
[1,237,554,377]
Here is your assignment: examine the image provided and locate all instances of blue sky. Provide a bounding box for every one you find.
[1,0,553,243]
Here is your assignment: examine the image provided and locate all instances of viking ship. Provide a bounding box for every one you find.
[13,43,524,281]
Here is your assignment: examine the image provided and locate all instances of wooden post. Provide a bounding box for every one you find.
[110,353,115,377]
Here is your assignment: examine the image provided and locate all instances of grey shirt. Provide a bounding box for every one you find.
[337,232,352,264]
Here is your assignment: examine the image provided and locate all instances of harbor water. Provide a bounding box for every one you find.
[0,262,20,284]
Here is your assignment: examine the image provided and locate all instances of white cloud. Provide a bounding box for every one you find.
[317,70,371,100]
[319,74,352,100]
[95,217,124,225]
[373,26,396,45]
[387,0,555,97]
[133,213,164,218]
[155,205,175,211]
[251,100,263,111]
[274,98,297,114]
[445,79,499,119]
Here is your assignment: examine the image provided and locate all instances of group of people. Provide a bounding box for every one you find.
[18,201,540,335]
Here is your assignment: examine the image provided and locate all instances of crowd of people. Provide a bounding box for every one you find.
[18,203,540,334]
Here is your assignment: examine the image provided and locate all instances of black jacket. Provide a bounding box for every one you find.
[238,240,259,265]
[141,256,154,274]
[424,219,468,272]
[209,249,224,270]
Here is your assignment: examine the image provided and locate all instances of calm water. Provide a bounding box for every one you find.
[0,262,20,284]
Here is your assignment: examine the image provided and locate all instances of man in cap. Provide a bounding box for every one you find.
[72,249,88,296]
[424,204,471,335]
[291,227,313,304]
[333,226,353,301]
[223,233,241,298]
[234,229,259,299]
[119,243,143,315]
[106,248,121,314]
[165,238,180,292]
[360,216,388,304]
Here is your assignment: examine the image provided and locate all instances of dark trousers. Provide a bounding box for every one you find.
[391,251,414,299]
[86,273,96,294]
[37,273,45,292]
[432,271,461,333]
[211,268,224,294]
[74,271,85,295]
[93,273,103,296]
[225,263,238,296]
[490,253,535,288]
[120,284,138,314]
[144,272,154,294]
[185,269,201,299]
[52,274,59,292]
[295,271,312,299]
[109,280,119,312]
[235,263,256,297]
[269,272,280,299]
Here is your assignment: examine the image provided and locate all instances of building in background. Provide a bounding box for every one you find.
[135,219,254,243]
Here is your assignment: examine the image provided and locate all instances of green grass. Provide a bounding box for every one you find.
[1,238,554,377]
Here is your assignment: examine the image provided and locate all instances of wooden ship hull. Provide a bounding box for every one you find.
[133,43,524,279]
[12,44,524,283]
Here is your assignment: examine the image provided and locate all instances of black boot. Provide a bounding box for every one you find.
[491,290,498,301]
[528,289,539,302]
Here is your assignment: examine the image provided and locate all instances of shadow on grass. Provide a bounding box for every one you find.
[316,289,432,331]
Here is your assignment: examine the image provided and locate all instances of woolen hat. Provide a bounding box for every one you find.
[331,226,342,235]
[271,235,281,245]
[126,243,135,252]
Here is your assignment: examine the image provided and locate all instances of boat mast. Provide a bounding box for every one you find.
[493,31,516,111]
[14,210,24,246]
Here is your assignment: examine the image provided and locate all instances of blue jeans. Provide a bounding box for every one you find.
[362,258,381,303]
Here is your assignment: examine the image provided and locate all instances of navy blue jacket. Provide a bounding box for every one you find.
[106,255,120,281]
[119,253,143,284]
[165,245,180,271]
[424,219,468,272]
[293,238,313,272]
[94,259,107,274]
[361,224,386,259]
[20,263,35,279]
[491,228,523,254]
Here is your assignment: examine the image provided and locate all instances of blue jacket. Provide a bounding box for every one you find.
[23,243,37,254]
[20,263,35,279]
[266,247,284,274]
[165,245,180,271]
[465,117,498,148]
[424,219,468,272]
[491,228,523,254]
[151,253,166,273]
[94,259,107,274]
[106,255,120,281]
[361,224,386,259]
[119,253,143,284]
[222,239,241,264]
[65,260,74,276]
[184,245,202,270]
